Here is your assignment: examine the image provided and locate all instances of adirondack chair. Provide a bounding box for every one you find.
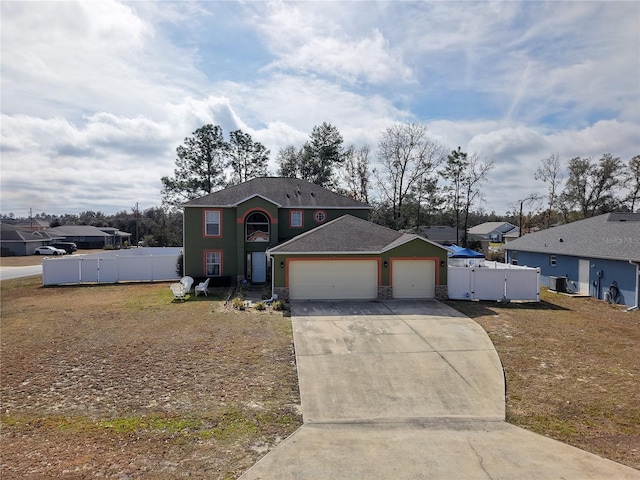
[180,276,194,293]
[170,283,186,302]
[195,278,210,296]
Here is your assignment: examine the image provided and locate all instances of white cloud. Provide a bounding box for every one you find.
[1,0,638,217]
[251,2,414,85]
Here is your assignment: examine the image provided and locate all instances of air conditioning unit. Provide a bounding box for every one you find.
[549,276,567,293]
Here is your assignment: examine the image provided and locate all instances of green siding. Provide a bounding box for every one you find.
[277,208,369,241]
[183,207,238,278]
[184,197,370,281]
[270,238,448,289]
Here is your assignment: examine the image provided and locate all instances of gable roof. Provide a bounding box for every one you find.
[0,223,58,243]
[182,177,370,210]
[267,215,448,254]
[468,221,517,235]
[504,212,640,262]
[416,225,465,244]
[47,225,111,237]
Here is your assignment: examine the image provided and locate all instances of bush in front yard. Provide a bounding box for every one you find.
[231,297,245,310]
[272,300,287,311]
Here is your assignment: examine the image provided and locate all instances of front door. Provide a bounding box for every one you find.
[251,252,267,283]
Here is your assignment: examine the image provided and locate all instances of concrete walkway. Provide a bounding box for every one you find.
[240,300,640,479]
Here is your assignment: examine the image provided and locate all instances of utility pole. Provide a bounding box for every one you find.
[517,194,540,237]
[135,202,140,246]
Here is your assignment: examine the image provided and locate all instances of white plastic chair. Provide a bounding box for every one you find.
[180,276,194,293]
[170,283,186,302]
[195,278,210,296]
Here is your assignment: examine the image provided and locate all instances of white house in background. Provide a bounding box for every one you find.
[468,222,518,243]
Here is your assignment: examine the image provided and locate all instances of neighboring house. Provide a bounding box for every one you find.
[415,225,466,246]
[468,222,518,243]
[504,212,640,308]
[181,177,371,285]
[504,228,522,243]
[47,225,113,249]
[267,215,450,301]
[467,222,518,254]
[0,223,61,256]
[99,227,132,248]
[13,218,51,232]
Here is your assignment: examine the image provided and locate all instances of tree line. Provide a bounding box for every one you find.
[5,123,637,249]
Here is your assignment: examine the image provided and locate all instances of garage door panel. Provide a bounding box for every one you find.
[392,260,435,299]
[289,260,378,300]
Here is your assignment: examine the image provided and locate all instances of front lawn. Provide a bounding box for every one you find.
[0,278,301,479]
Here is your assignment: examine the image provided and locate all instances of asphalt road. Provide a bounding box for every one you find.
[0,265,42,281]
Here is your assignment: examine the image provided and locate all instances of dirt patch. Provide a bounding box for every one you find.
[1,278,301,479]
[446,290,640,470]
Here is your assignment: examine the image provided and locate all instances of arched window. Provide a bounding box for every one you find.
[245,211,270,242]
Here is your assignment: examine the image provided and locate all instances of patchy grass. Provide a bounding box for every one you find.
[446,289,640,470]
[0,278,301,479]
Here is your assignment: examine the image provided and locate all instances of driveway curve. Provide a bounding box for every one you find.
[240,300,640,480]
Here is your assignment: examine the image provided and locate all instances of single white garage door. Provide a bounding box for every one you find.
[289,259,378,300]
[392,259,436,299]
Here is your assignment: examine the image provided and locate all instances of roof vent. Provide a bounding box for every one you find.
[559,238,564,242]
[285,193,290,198]
[310,192,315,197]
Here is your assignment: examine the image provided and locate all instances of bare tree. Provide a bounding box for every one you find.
[624,155,640,212]
[374,123,445,229]
[339,145,371,203]
[535,153,563,228]
[461,153,494,246]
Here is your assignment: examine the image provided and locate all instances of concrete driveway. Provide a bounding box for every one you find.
[240,300,640,480]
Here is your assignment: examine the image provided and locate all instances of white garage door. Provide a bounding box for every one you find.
[392,259,436,299]
[289,259,378,300]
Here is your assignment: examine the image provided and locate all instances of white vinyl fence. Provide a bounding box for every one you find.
[448,261,540,301]
[42,247,182,286]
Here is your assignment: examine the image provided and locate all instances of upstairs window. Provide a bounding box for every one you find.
[204,210,221,237]
[290,210,303,228]
[246,211,269,242]
[549,255,557,266]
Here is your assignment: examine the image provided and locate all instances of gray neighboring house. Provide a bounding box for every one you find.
[415,226,466,246]
[47,225,113,249]
[0,223,62,256]
[504,212,640,308]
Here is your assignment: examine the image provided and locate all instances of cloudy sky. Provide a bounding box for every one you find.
[1,1,639,218]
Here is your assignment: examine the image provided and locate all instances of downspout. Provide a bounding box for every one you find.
[628,260,640,312]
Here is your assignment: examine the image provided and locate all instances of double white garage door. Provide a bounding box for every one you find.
[288,259,435,300]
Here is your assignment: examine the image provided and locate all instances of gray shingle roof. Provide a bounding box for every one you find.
[47,225,111,237]
[468,222,517,235]
[182,177,370,209]
[504,212,640,262]
[0,223,57,243]
[267,215,447,254]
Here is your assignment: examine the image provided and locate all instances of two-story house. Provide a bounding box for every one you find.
[181,177,371,285]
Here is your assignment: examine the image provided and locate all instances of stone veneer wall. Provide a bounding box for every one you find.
[377,286,393,300]
[273,287,289,302]
[435,285,448,301]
